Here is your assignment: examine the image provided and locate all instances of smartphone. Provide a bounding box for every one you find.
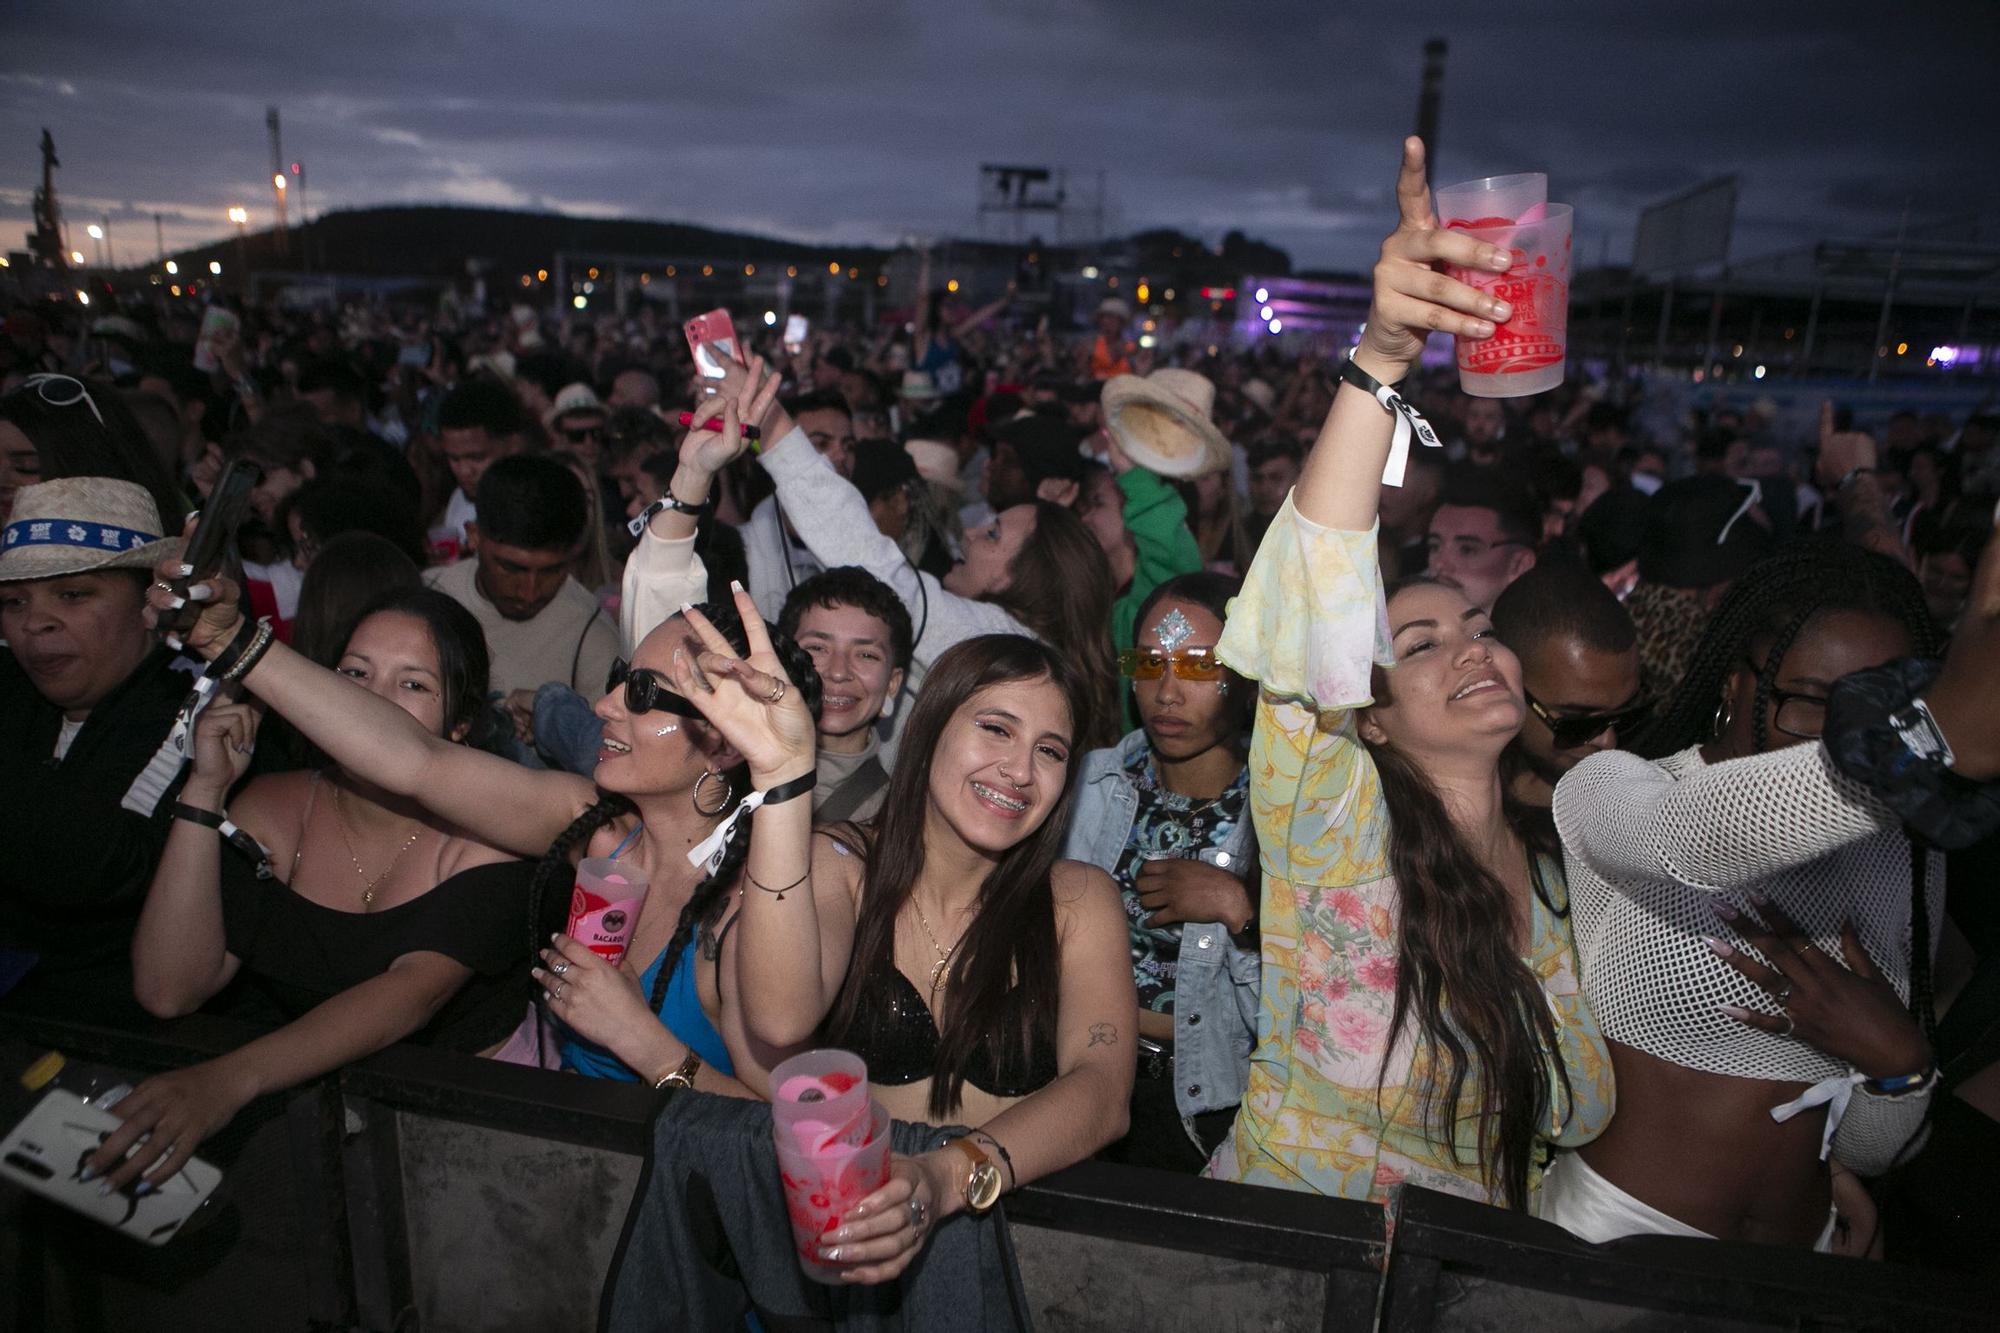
[0,1089,222,1245]
[169,458,261,634]
[783,314,809,354]
[685,309,743,381]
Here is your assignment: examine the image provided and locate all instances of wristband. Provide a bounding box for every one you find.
[207,613,260,675]
[625,489,714,539]
[218,618,275,684]
[683,768,819,874]
[1863,1064,1939,1097]
[171,801,225,829]
[1338,348,1440,488]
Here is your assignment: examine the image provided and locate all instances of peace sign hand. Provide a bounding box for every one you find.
[1710,896,1931,1081]
[666,581,816,787]
[1360,136,1519,374]
[678,395,756,480]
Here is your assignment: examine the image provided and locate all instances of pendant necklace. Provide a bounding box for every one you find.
[911,896,962,995]
[334,785,426,908]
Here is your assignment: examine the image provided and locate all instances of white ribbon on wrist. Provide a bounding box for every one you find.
[1375,382,1443,489]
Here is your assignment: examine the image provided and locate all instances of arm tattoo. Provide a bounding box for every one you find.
[1088,1023,1119,1048]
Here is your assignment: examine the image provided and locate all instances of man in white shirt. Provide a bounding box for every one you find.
[425,454,616,698]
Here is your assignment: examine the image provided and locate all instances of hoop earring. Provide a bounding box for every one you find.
[1711,696,1733,739]
[693,770,734,817]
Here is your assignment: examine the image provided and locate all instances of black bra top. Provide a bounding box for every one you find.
[834,961,1058,1099]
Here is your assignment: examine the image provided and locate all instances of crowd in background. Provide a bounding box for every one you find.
[3,137,1999,1293]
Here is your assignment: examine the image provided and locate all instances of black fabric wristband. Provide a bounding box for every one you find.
[1336,354,1406,399]
[759,770,817,809]
[206,614,260,677]
[171,801,225,829]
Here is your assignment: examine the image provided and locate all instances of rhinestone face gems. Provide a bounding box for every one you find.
[1152,607,1196,653]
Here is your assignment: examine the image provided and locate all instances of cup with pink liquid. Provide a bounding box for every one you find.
[1437,173,1573,398]
[769,1049,892,1283]
[566,857,649,966]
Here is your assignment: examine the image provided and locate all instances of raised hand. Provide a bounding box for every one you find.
[666,582,816,787]
[1357,137,1517,375]
[185,701,260,802]
[678,396,755,479]
[142,520,245,659]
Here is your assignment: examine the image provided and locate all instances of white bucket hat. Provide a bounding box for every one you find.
[0,477,176,582]
[545,381,606,426]
[1100,368,1231,478]
[904,439,963,492]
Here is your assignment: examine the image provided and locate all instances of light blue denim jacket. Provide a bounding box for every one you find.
[1060,728,1260,1140]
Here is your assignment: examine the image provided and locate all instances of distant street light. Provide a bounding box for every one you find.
[228,207,249,227]
[274,173,287,192]
[86,224,104,240]
[70,249,86,265]
[209,261,222,275]
[165,261,178,275]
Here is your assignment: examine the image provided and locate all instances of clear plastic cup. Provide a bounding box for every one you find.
[1447,203,1573,398]
[769,1049,870,1152]
[775,1099,893,1283]
[567,857,649,966]
[1434,172,1548,228]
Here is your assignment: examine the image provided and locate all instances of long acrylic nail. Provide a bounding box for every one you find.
[78,1165,97,1183]
[134,1181,155,1197]
[729,579,746,595]
[98,1181,114,1197]
[186,583,214,602]
[175,562,194,577]
[1712,901,1740,921]
[165,595,187,610]
[1704,936,1735,959]
[1718,1004,1752,1021]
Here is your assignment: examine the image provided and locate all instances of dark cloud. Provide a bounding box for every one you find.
[3,0,1997,270]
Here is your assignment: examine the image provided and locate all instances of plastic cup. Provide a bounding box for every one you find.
[775,1100,893,1284]
[567,857,649,966]
[192,307,239,374]
[769,1049,870,1150]
[1447,203,1573,398]
[1434,172,1548,229]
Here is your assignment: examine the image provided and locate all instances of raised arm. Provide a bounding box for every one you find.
[620,392,773,647]
[143,568,594,859]
[1295,136,1512,532]
[130,703,258,1016]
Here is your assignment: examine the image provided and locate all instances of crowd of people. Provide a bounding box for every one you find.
[4,135,1999,1286]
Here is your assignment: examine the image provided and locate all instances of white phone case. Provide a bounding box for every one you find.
[0,1089,222,1245]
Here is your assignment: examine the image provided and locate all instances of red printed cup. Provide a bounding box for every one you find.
[567,856,648,966]
[775,1100,892,1284]
[770,1049,869,1152]
[1447,203,1573,398]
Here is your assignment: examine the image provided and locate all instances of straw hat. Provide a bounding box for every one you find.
[904,439,964,492]
[1100,368,1231,478]
[0,477,176,583]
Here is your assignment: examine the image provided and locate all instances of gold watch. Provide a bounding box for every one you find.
[949,1137,1004,1214]
[652,1051,702,1091]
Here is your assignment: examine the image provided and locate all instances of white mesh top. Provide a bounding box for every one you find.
[1553,741,1943,1086]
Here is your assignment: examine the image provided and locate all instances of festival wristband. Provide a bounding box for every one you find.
[684,769,820,873]
[172,802,280,879]
[1338,349,1439,489]
[625,488,715,538]
[1863,1065,1939,1097]
[171,802,225,829]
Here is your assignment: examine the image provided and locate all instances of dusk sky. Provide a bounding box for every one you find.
[4,0,1997,274]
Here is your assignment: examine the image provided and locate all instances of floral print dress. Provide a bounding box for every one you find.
[1204,495,1614,1208]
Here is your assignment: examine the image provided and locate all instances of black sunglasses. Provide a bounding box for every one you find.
[1525,690,1651,749]
[606,658,700,717]
[561,423,605,444]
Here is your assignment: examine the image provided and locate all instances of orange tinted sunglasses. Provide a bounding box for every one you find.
[1118,647,1226,682]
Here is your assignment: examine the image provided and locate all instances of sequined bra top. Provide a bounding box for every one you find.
[831,961,1058,1099]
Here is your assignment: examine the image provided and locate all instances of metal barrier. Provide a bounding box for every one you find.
[2,1013,1990,1331]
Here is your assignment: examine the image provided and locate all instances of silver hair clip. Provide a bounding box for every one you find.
[1152,608,1196,653]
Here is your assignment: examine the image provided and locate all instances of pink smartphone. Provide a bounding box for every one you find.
[685,309,743,381]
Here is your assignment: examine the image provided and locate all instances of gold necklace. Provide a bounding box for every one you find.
[333,785,425,908]
[910,895,963,995]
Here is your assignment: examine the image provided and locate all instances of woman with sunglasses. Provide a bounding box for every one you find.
[0,373,186,528]
[1203,139,1613,1212]
[1060,571,1260,1171]
[1543,530,2000,1250]
[142,397,817,1105]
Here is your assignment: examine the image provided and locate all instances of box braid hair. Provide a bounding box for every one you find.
[1628,539,1938,761]
[527,600,823,1025]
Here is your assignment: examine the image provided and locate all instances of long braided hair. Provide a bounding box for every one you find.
[526,600,823,1022]
[1360,575,1573,1212]
[1628,540,1938,760]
